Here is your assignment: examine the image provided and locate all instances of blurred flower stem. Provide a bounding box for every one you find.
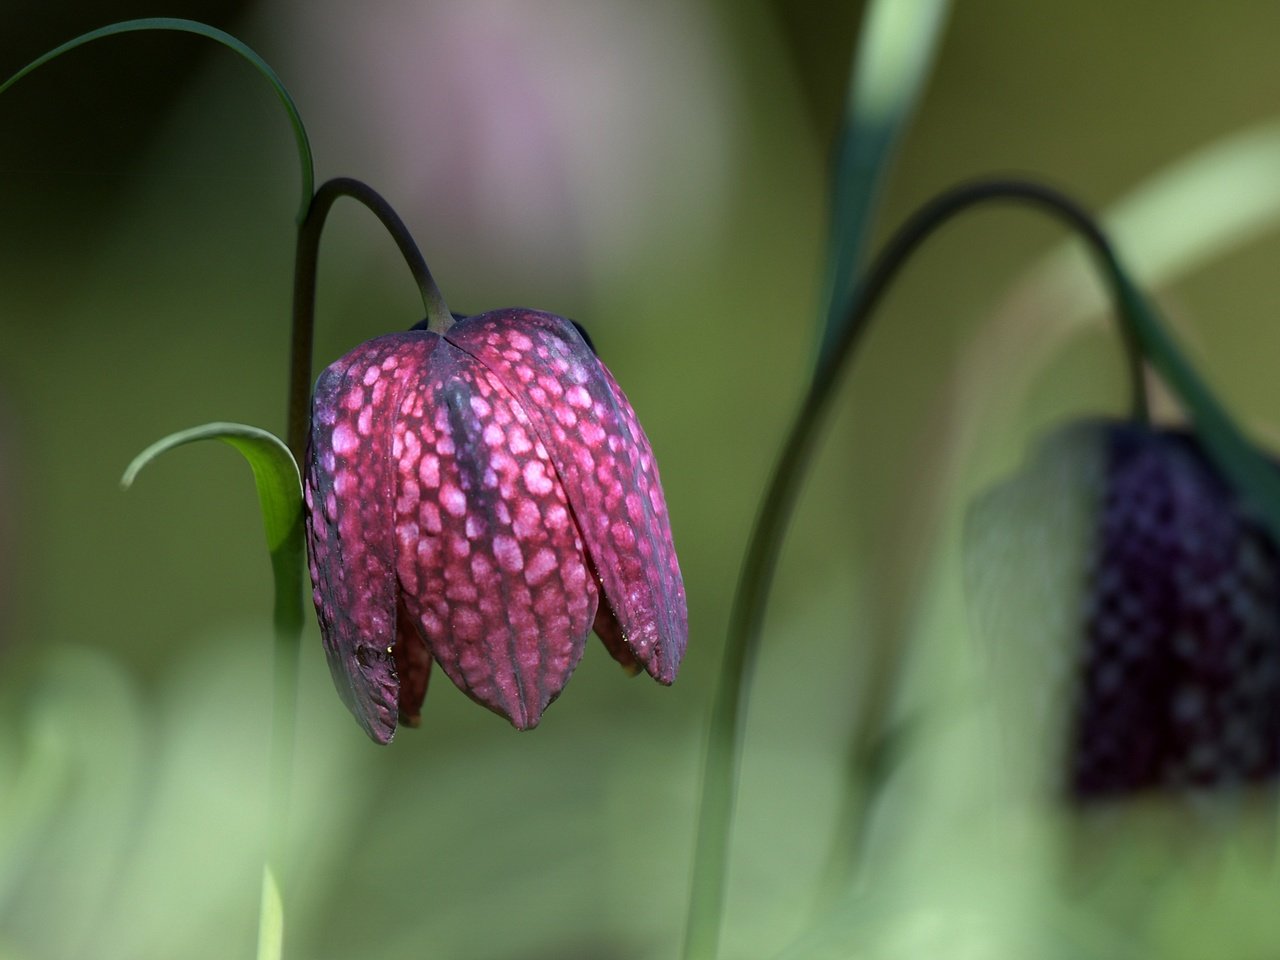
[682,2,951,953]
[680,177,1279,959]
[686,11,947,957]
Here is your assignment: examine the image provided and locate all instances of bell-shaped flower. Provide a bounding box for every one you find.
[304,309,687,743]
[964,420,1280,799]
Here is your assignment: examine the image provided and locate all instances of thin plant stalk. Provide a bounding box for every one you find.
[262,487,305,960]
[269,176,443,954]
[121,422,304,960]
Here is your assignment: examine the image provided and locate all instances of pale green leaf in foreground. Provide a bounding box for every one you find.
[257,865,284,960]
[123,424,304,960]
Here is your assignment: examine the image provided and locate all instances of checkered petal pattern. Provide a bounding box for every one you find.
[964,421,1280,801]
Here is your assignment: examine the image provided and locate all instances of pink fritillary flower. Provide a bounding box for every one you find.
[304,309,687,742]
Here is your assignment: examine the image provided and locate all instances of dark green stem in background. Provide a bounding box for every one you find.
[680,178,1248,960]
[286,176,449,463]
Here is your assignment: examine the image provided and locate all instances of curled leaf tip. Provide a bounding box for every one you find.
[121,422,302,556]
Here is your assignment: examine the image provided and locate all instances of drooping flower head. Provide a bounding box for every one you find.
[965,420,1280,800]
[304,309,687,743]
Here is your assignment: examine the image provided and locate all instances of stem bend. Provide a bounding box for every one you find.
[287,177,450,464]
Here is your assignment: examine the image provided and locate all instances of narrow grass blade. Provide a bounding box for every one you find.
[121,421,301,559]
[816,0,951,367]
[256,865,285,960]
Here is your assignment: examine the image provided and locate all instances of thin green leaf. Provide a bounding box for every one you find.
[683,11,950,952]
[256,865,285,960]
[121,421,301,558]
[0,18,314,223]
[1112,268,1280,540]
[1103,121,1280,282]
[124,421,305,952]
[816,0,951,366]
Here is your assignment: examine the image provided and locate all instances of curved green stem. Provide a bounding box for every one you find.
[0,17,314,223]
[680,177,1272,960]
[286,176,449,464]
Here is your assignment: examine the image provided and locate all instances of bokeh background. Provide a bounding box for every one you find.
[3,2,1280,958]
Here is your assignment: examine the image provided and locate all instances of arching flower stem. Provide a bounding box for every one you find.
[681,178,1279,960]
[286,176,450,464]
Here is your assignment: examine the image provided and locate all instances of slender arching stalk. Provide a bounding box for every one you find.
[285,176,449,465]
[681,177,1280,960]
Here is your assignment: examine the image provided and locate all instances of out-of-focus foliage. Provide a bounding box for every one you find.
[4,1,1280,958]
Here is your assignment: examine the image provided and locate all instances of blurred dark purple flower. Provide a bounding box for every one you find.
[965,420,1280,800]
[304,308,687,743]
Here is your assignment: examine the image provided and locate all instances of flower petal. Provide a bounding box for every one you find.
[1076,425,1280,794]
[394,593,432,728]
[962,421,1107,789]
[392,339,599,728]
[447,310,687,683]
[305,332,437,743]
[592,603,642,677]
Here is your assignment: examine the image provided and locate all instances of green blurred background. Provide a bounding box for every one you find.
[3,2,1280,958]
